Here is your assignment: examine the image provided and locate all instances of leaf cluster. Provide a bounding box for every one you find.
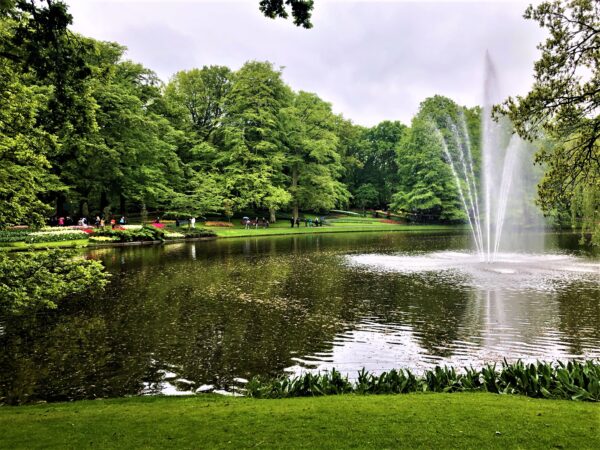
[0,250,109,313]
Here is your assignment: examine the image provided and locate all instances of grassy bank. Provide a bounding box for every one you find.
[1,393,598,449]
[0,222,466,251]
[206,222,463,238]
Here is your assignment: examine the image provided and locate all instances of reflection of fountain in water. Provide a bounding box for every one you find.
[436,53,546,261]
[284,252,600,377]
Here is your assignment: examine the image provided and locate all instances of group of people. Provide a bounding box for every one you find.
[243,217,270,229]
[93,215,126,229]
[289,217,324,227]
[50,214,126,229]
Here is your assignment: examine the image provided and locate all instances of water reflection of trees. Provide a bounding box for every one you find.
[2,234,597,404]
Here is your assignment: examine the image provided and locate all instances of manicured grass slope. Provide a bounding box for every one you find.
[209,223,461,238]
[1,394,598,449]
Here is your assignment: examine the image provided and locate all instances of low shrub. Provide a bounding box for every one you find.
[180,228,217,238]
[95,226,165,242]
[246,360,600,402]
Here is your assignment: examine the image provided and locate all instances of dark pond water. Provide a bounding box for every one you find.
[1,231,599,404]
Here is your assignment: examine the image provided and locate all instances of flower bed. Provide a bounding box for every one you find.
[89,236,120,243]
[205,221,234,227]
[164,232,185,239]
[26,229,88,243]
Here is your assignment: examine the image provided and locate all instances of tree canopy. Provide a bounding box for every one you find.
[501,0,599,240]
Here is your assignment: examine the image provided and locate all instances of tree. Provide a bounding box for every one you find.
[281,91,350,218]
[0,67,57,228]
[501,0,599,220]
[0,250,109,313]
[391,99,467,222]
[164,66,231,146]
[347,121,406,209]
[354,183,379,215]
[259,0,314,28]
[169,172,226,219]
[218,61,292,214]
[0,21,59,228]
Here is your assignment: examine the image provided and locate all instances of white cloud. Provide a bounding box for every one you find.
[67,0,546,126]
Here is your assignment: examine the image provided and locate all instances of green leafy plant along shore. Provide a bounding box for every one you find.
[246,360,600,402]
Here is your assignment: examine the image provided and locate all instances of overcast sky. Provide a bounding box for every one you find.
[67,0,546,126]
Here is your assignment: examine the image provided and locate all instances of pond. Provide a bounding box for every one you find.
[1,231,599,404]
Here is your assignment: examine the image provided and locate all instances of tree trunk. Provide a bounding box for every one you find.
[100,191,108,212]
[56,194,66,216]
[119,193,126,216]
[291,165,299,219]
[269,208,276,223]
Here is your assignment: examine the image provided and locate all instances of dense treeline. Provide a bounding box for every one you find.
[0,0,596,239]
[0,1,482,227]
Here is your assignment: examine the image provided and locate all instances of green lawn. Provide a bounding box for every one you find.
[205,222,463,238]
[1,394,598,449]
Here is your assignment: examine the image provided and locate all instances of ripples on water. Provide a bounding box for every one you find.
[0,231,598,403]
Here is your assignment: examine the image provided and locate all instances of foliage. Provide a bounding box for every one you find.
[0,250,108,313]
[282,91,350,217]
[94,226,165,243]
[392,98,470,222]
[259,0,314,28]
[0,230,32,243]
[246,360,600,401]
[570,182,600,245]
[217,61,292,214]
[346,121,407,209]
[179,228,217,239]
[501,0,599,235]
[0,54,58,228]
[354,183,380,212]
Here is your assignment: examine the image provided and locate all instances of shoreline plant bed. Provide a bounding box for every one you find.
[246,360,600,401]
[0,393,598,449]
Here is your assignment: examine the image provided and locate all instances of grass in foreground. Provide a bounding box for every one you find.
[1,393,598,449]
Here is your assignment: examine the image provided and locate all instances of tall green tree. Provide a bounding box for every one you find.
[392,97,469,222]
[281,91,350,218]
[0,62,58,228]
[347,121,406,209]
[217,61,292,214]
[164,66,231,147]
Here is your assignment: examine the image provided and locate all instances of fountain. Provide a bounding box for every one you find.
[436,53,546,261]
[346,53,597,292]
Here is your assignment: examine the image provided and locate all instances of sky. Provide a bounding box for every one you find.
[66,0,546,126]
